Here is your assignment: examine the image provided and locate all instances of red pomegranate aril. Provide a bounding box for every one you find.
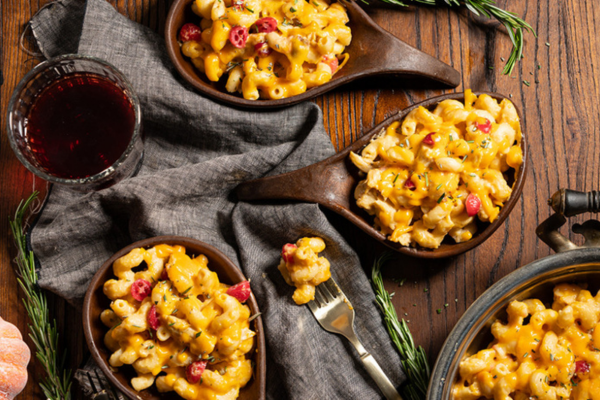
[179,23,202,42]
[422,133,434,146]
[281,243,297,263]
[255,17,277,33]
[229,26,249,48]
[131,279,152,301]
[147,305,160,330]
[186,360,208,384]
[254,42,273,57]
[465,193,481,216]
[226,281,251,303]
[405,179,416,190]
[575,360,590,374]
[322,55,339,74]
[476,119,492,133]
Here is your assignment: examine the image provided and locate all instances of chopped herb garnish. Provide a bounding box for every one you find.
[437,193,446,203]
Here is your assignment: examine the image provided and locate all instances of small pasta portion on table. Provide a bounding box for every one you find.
[278,237,331,305]
[453,283,600,400]
[178,0,351,100]
[349,89,523,249]
[102,244,256,400]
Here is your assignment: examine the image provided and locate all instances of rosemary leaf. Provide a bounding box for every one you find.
[358,0,535,75]
[371,253,430,400]
[9,192,72,400]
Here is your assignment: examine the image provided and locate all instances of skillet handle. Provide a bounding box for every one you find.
[537,189,600,252]
[548,189,600,217]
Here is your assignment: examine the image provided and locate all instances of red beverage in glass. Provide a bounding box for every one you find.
[26,74,136,179]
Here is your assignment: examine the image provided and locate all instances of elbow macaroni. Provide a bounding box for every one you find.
[102,244,255,400]
[181,0,351,100]
[278,237,331,305]
[454,284,600,400]
[349,90,523,249]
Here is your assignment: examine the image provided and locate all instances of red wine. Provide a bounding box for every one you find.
[26,74,136,179]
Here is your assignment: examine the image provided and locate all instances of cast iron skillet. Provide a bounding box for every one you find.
[235,92,528,258]
[165,0,461,108]
[83,236,266,400]
[428,189,600,399]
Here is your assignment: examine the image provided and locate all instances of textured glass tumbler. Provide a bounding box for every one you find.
[7,54,143,191]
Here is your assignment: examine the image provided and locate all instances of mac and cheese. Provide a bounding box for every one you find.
[454,283,600,400]
[179,0,351,100]
[101,244,256,399]
[349,90,523,249]
[278,237,331,304]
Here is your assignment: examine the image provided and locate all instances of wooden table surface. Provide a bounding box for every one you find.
[1,0,597,398]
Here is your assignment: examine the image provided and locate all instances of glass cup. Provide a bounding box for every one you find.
[7,54,143,191]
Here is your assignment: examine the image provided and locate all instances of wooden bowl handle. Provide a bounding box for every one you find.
[344,0,461,87]
[235,158,354,209]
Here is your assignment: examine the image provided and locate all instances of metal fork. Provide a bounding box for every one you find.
[86,369,117,400]
[307,278,404,400]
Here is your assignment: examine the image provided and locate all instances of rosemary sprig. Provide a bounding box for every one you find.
[9,192,72,400]
[361,0,535,75]
[371,253,430,400]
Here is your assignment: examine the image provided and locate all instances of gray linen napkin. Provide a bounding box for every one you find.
[29,0,405,398]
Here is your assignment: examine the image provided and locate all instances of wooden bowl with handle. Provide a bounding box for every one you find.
[235,92,528,258]
[165,0,461,108]
[83,236,266,400]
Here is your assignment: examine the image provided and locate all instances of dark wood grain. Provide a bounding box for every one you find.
[1,0,597,398]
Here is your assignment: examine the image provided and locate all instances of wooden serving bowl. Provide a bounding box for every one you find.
[83,236,266,400]
[236,92,528,258]
[165,0,461,108]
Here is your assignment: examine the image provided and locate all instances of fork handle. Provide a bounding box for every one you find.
[350,339,403,400]
[360,353,404,400]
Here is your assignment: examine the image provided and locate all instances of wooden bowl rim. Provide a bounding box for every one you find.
[82,235,266,400]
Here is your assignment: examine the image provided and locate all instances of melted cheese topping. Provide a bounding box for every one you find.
[278,237,331,304]
[453,284,600,400]
[349,90,523,249]
[181,0,351,100]
[101,245,255,400]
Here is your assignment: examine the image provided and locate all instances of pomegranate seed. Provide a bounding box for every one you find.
[226,281,251,303]
[465,193,481,217]
[186,360,208,384]
[131,279,152,301]
[179,23,202,42]
[281,243,297,263]
[147,305,160,330]
[476,119,492,133]
[405,179,416,190]
[422,133,434,146]
[575,360,590,374]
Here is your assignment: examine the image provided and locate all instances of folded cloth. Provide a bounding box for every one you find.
[29,0,405,398]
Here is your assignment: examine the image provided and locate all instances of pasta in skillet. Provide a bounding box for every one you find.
[454,283,600,400]
[349,90,523,249]
[178,0,351,100]
[101,244,255,400]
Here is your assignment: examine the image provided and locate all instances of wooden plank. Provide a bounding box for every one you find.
[2,0,599,398]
